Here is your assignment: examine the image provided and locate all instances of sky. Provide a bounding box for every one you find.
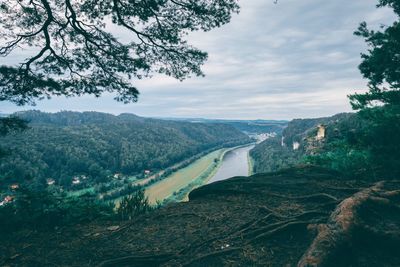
[0,0,396,120]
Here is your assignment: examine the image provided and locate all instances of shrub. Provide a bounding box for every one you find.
[0,187,114,233]
[116,189,153,220]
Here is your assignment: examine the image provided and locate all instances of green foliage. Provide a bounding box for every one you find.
[116,189,153,220]
[356,105,400,178]
[251,113,375,178]
[253,0,400,180]
[0,116,28,158]
[0,111,249,188]
[281,113,354,147]
[250,137,302,173]
[0,187,114,233]
[349,0,400,109]
[0,0,239,105]
[0,116,28,136]
[211,120,287,134]
[304,140,371,178]
[102,184,142,201]
[347,0,400,179]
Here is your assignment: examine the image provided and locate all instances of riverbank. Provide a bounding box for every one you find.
[145,148,225,204]
[248,153,255,176]
[207,144,255,184]
[171,145,244,203]
[145,144,254,204]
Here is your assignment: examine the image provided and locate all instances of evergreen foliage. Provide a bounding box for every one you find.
[0,0,239,105]
[0,111,250,189]
[0,186,114,232]
[116,189,154,220]
[252,0,400,180]
[348,0,400,178]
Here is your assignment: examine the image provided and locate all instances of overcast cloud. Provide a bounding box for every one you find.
[0,0,396,120]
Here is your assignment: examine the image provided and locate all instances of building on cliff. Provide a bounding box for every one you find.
[316,124,326,140]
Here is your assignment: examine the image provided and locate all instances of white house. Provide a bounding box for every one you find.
[72,177,81,185]
[293,142,300,150]
[0,195,14,206]
[47,178,56,185]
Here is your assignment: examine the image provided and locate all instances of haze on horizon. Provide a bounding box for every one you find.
[0,0,396,120]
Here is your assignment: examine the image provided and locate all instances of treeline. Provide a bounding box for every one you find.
[251,108,400,180]
[250,114,351,173]
[170,118,288,134]
[206,120,287,134]
[0,111,250,189]
[0,185,157,233]
[251,137,302,174]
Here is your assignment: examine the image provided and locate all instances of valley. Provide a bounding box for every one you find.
[0,111,279,207]
[145,144,255,204]
[1,1,400,266]
[2,111,400,267]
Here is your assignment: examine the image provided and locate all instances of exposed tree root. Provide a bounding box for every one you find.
[265,193,339,202]
[316,184,365,192]
[297,182,386,267]
[246,221,318,244]
[97,253,175,267]
[181,247,241,267]
[5,167,399,267]
[381,190,400,199]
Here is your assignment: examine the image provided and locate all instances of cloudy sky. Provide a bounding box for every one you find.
[0,0,396,120]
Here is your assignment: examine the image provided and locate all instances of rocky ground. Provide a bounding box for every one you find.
[1,166,400,266]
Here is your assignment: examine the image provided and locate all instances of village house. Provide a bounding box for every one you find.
[0,195,14,206]
[10,183,19,190]
[144,170,151,175]
[293,142,300,151]
[113,173,122,179]
[47,178,56,185]
[72,177,81,185]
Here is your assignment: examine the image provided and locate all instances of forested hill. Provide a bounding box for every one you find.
[160,118,288,134]
[0,111,250,188]
[250,113,366,174]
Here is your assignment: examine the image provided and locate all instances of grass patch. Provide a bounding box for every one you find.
[67,187,95,197]
[145,149,225,204]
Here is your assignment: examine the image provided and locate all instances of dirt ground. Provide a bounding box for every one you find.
[1,166,400,267]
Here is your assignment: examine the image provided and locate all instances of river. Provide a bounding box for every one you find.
[207,144,255,184]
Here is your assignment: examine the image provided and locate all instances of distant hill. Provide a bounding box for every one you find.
[158,117,288,134]
[0,111,250,188]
